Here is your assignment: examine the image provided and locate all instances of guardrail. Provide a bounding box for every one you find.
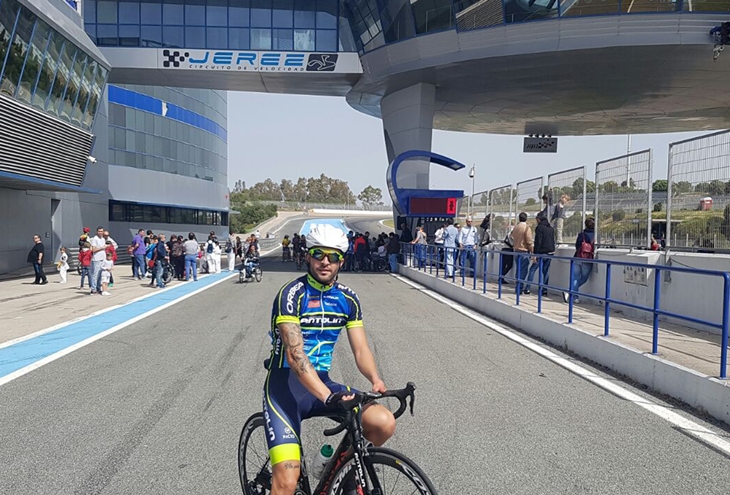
[399,242,730,378]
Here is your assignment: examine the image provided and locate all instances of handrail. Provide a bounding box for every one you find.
[398,242,730,379]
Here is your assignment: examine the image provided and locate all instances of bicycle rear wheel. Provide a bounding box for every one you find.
[255,266,263,282]
[330,447,437,495]
[163,264,174,284]
[238,413,272,494]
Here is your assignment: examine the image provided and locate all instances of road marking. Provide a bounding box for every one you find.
[392,274,730,457]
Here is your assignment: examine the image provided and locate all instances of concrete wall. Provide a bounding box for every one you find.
[401,266,730,426]
[474,244,730,334]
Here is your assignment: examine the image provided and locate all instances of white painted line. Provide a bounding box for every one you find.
[392,273,730,457]
[0,272,239,388]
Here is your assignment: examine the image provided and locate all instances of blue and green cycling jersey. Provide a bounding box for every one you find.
[268,274,363,372]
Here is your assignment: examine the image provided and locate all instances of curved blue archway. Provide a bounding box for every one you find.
[387,150,466,216]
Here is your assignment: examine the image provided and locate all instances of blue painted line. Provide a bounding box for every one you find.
[0,272,232,380]
[300,219,349,236]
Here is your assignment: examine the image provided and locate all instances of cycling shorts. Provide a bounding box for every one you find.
[262,368,357,465]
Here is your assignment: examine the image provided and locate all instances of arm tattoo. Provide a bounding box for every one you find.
[280,322,313,376]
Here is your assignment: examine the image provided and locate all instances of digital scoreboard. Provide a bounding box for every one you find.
[409,197,458,216]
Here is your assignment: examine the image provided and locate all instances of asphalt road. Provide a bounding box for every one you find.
[1,217,729,494]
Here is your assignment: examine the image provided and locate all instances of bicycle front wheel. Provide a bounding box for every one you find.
[255,267,263,282]
[330,447,437,495]
[238,413,272,495]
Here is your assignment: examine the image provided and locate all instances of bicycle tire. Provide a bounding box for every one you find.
[255,267,263,282]
[239,271,244,284]
[238,413,272,495]
[163,264,174,285]
[329,447,437,495]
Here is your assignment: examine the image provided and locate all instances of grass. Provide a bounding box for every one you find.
[382,219,394,229]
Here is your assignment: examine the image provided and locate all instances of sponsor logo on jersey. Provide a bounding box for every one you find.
[300,315,345,326]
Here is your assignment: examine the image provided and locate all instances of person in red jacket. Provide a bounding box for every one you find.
[78,242,92,290]
[104,239,118,287]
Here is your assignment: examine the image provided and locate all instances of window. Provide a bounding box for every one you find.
[119,25,140,45]
[18,19,51,103]
[47,42,76,115]
[141,25,162,46]
[163,1,184,24]
[185,2,206,25]
[185,26,205,47]
[84,23,96,41]
[60,51,86,122]
[229,1,250,26]
[33,31,61,109]
[84,0,97,22]
[83,65,107,129]
[316,28,336,51]
[97,0,118,23]
[0,0,18,83]
[119,1,141,24]
[251,0,272,26]
[251,27,271,48]
[141,2,162,23]
[207,0,228,26]
[73,60,96,124]
[273,0,293,27]
[162,25,184,46]
[206,27,227,48]
[316,0,337,28]
[1,5,34,98]
[273,28,293,49]
[294,28,314,50]
[294,0,315,27]
[109,200,228,226]
[97,24,119,45]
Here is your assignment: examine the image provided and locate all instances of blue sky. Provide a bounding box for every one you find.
[228,91,707,201]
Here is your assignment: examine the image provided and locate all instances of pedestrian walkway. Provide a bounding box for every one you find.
[0,262,237,347]
[415,267,728,379]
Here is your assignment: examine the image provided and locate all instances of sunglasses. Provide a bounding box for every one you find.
[308,248,344,262]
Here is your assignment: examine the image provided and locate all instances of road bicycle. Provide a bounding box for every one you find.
[238,382,437,495]
[239,259,263,283]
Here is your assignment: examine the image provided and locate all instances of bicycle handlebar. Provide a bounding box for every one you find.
[323,382,416,437]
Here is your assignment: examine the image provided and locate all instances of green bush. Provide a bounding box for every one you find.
[653,202,663,213]
[230,202,278,233]
[612,210,626,222]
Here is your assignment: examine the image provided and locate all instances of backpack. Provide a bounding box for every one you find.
[225,240,232,253]
[207,241,214,254]
[576,233,594,259]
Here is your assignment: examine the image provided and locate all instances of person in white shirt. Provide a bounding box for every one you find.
[57,247,69,284]
[434,223,445,266]
[100,251,114,296]
[89,226,107,294]
[212,240,222,273]
[457,216,479,276]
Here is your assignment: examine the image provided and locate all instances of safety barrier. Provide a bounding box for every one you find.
[399,242,730,378]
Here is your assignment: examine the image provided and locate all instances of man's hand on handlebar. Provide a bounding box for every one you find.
[371,378,386,394]
[324,391,355,408]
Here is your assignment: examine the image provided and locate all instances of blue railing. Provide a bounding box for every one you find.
[399,242,730,379]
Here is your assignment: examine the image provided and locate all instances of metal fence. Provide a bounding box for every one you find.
[547,166,588,244]
[487,184,514,241]
[515,176,544,227]
[667,130,730,251]
[595,150,653,247]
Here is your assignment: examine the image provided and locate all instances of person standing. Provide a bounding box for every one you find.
[457,216,478,277]
[172,235,185,280]
[131,229,146,280]
[552,195,569,244]
[27,234,48,285]
[386,233,400,273]
[226,233,237,271]
[57,247,69,284]
[563,218,595,304]
[434,223,445,267]
[410,225,428,268]
[443,218,459,278]
[183,232,200,281]
[399,222,413,243]
[510,212,533,294]
[78,242,92,289]
[523,212,555,295]
[89,227,106,294]
[153,233,169,288]
[100,251,114,296]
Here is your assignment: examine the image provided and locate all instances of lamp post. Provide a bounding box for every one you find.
[468,165,476,216]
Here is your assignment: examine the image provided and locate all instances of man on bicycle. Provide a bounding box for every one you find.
[281,235,291,262]
[264,224,395,495]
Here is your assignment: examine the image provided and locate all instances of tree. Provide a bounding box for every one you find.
[601,181,618,193]
[673,181,693,194]
[652,180,668,192]
[358,185,383,206]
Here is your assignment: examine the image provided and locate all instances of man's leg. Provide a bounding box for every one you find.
[468,249,477,276]
[155,260,164,287]
[525,261,538,293]
[542,258,552,288]
[362,403,397,446]
[32,263,41,283]
[90,261,99,293]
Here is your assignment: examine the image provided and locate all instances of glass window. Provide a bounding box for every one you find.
[316,0,337,28]
[273,28,293,49]
[273,0,293,27]
[251,27,271,48]
[251,0,272,26]
[75,59,96,123]
[60,50,85,122]
[141,25,162,46]
[0,0,18,81]
[47,41,75,115]
[18,19,50,103]
[185,26,205,46]
[561,0,615,16]
[229,27,250,47]
[1,6,35,98]
[162,25,184,46]
[163,1,184,24]
[83,65,107,129]
[411,0,454,33]
[119,25,140,45]
[381,0,415,43]
[316,28,336,51]
[229,0,250,26]
[97,1,118,23]
[119,1,140,23]
[97,24,119,45]
[185,4,206,25]
[294,28,314,50]
[84,0,97,22]
[33,31,61,109]
[141,2,162,23]
[206,27,227,48]
[294,0,315,27]
[207,0,228,26]
[84,23,96,41]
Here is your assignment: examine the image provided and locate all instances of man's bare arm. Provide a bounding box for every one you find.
[279,322,332,402]
[346,326,385,392]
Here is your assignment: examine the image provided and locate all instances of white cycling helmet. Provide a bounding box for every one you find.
[305,224,349,254]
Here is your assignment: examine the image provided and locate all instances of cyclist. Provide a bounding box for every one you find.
[292,233,301,265]
[281,235,291,262]
[263,224,395,495]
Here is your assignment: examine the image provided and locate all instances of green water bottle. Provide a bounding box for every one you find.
[310,444,334,478]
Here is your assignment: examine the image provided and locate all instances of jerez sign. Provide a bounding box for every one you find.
[159,49,357,73]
